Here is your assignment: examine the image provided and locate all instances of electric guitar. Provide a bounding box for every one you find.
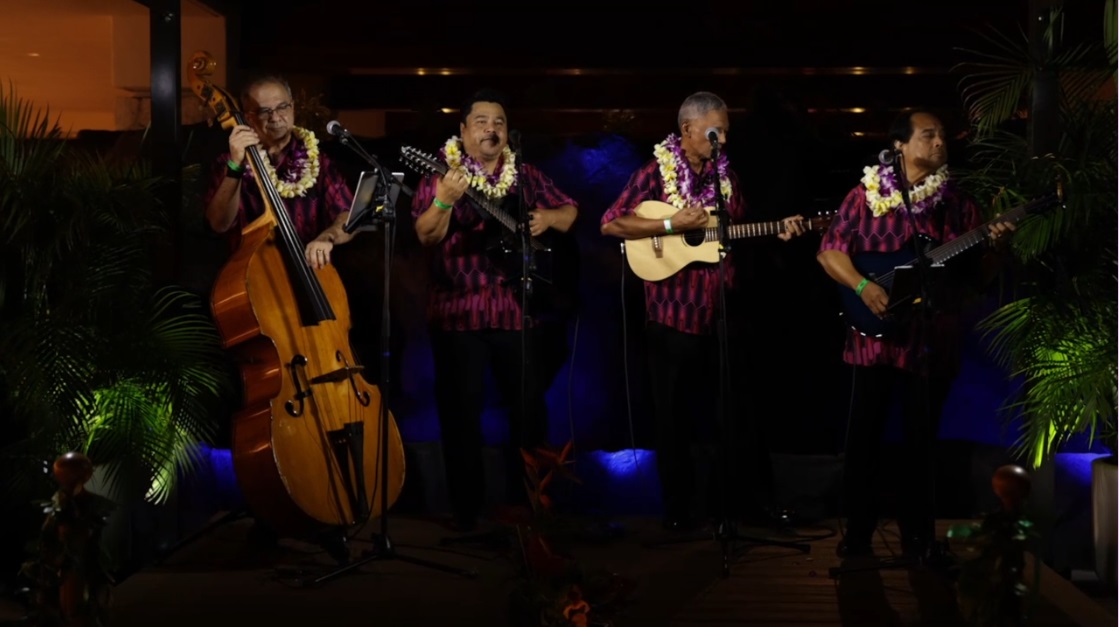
[839,187,1065,338]
[399,145,579,319]
[623,200,834,282]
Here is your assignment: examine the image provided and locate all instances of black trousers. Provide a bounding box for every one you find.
[645,322,776,522]
[841,364,953,546]
[429,327,550,522]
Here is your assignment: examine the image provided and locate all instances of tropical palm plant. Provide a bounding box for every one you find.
[0,82,232,529]
[952,1,1117,467]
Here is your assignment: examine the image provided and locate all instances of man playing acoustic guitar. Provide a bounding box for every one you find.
[817,109,1014,561]
[600,91,807,532]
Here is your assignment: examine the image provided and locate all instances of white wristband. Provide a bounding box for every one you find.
[664,218,673,234]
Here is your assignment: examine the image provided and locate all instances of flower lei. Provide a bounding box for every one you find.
[653,133,733,209]
[439,136,517,199]
[247,126,320,198]
[861,163,949,217]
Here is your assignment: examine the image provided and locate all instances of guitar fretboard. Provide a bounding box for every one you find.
[715,221,787,241]
[879,192,1059,289]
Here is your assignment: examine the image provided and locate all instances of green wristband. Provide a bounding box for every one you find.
[855,278,869,296]
[433,198,453,210]
[226,159,243,172]
[664,218,673,234]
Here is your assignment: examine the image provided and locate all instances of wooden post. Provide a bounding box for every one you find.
[1029,0,1063,157]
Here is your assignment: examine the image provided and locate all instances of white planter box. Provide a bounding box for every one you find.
[1092,455,1117,589]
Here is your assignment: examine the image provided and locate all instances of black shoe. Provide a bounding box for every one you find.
[836,538,873,558]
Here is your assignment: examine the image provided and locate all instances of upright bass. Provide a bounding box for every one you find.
[188,51,405,537]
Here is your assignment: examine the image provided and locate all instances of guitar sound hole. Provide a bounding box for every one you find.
[683,230,706,246]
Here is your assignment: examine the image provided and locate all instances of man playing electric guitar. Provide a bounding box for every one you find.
[601,91,807,532]
[411,88,579,532]
[816,109,1014,561]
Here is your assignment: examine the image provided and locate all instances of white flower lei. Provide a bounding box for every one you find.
[653,133,733,209]
[861,163,949,217]
[441,136,517,199]
[255,126,320,198]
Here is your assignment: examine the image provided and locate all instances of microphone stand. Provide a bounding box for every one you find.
[285,132,477,585]
[643,135,810,577]
[828,151,945,578]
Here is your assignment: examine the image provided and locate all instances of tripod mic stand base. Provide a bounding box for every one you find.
[278,532,479,588]
[643,519,812,578]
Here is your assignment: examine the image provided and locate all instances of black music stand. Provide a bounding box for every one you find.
[279,158,477,587]
[642,137,811,577]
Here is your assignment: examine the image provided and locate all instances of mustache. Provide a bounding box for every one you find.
[482,134,499,143]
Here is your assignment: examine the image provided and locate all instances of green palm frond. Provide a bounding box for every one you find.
[955,3,1118,468]
[0,83,233,512]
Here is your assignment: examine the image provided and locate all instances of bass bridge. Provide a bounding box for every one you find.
[285,351,371,417]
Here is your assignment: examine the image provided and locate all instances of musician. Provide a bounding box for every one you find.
[411,88,579,532]
[203,73,355,269]
[817,110,1014,559]
[200,73,358,553]
[600,91,807,531]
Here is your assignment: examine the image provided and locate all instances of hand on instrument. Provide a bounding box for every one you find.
[305,237,334,270]
[528,209,553,236]
[668,206,708,232]
[988,219,1016,248]
[228,124,260,165]
[860,281,889,317]
[778,215,806,241]
[434,167,470,209]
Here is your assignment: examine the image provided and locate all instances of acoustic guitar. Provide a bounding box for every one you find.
[623,200,833,282]
[839,187,1065,338]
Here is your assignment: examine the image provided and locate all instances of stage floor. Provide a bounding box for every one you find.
[8,515,1113,627]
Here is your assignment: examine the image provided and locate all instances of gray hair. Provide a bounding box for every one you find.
[677,91,727,128]
[239,73,293,105]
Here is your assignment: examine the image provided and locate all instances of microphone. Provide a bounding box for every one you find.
[508,129,522,154]
[326,120,353,139]
[705,127,720,144]
[878,148,900,165]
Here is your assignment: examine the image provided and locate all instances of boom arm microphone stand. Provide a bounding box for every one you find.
[288,124,478,585]
[828,149,944,578]
[643,131,810,577]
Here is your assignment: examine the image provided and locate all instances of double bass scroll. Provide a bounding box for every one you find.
[187,50,406,536]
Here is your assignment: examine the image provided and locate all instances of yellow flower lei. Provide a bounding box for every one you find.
[652,135,733,209]
[861,164,949,217]
[442,136,517,199]
[258,126,320,199]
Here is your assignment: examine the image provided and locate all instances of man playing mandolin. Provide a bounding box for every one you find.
[203,73,355,269]
[600,91,807,532]
[411,88,579,532]
[817,109,1014,561]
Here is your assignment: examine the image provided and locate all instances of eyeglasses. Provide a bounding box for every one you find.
[251,102,293,119]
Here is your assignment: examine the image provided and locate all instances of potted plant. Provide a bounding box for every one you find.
[0,83,232,586]
[953,0,1116,589]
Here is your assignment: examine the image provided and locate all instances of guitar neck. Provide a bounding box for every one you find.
[706,220,788,241]
[924,196,1046,265]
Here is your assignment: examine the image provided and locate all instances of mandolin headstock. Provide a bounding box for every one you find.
[399,145,449,178]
